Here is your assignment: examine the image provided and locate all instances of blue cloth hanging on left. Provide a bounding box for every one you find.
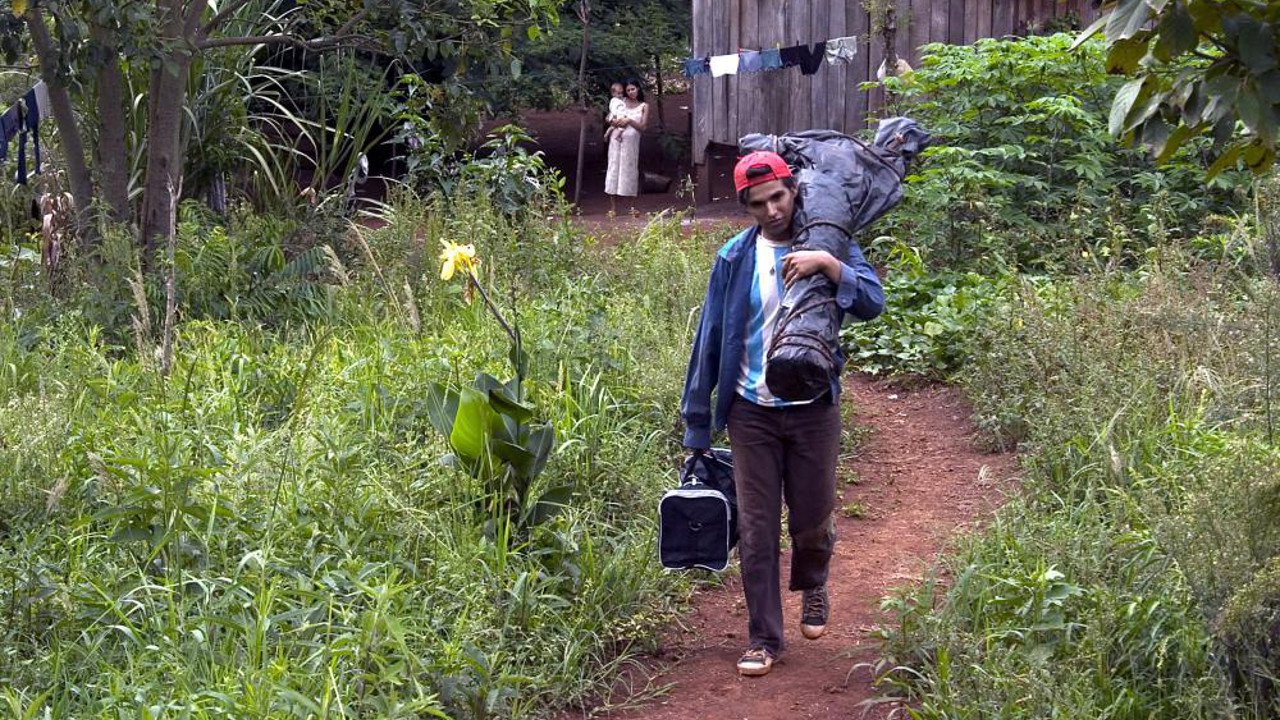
[15,89,41,184]
[0,105,18,165]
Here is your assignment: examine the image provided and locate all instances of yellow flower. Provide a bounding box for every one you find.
[11,0,26,15]
[439,240,479,281]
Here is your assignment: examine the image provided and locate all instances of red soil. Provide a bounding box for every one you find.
[559,375,1017,720]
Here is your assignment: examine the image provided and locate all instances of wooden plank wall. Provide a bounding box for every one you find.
[692,0,1101,164]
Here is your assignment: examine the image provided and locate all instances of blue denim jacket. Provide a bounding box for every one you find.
[680,226,885,449]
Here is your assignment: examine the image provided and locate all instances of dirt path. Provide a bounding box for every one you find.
[565,374,1017,719]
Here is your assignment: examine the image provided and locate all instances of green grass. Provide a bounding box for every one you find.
[874,259,1280,718]
[0,199,723,718]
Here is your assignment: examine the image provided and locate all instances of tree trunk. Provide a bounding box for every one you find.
[25,8,96,244]
[653,53,665,132]
[139,3,193,262]
[92,26,131,224]
[572,0,590,205]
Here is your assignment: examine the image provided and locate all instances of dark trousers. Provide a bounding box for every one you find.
[727,394,840,655]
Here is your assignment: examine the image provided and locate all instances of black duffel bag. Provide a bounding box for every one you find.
[658,448,737,572]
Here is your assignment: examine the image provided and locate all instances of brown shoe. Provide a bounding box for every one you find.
[736,647,775,676]
[801,586,828,640]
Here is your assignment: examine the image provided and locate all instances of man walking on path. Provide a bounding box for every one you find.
[680,150,884,677]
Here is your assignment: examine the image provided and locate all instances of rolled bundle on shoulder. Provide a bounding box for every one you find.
[738,119,931,401]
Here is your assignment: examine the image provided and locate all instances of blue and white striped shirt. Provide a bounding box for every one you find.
[735,234,814,407]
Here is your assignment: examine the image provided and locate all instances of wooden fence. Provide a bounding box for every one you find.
[690,0,1101,177]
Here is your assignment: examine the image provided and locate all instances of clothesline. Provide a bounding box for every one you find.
[684,33,864,79]
[0,80,47,185]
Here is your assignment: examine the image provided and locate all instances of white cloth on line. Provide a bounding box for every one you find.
[32,81,51,119]
[825,36,858,64]
[709,54,740,77]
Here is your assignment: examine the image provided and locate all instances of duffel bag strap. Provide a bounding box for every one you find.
[682,449,708,486]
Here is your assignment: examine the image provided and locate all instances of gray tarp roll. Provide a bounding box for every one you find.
[738,118,931,401]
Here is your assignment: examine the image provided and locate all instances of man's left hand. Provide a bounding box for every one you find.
[782,250,841,286]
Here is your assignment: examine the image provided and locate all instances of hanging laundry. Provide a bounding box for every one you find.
[0,105,18,165]
[682,56,710,78]
[738,49,765,74]
[825,36,858,64]
[778,45,801,69]
[709,53,740,77]
[25,88,40,175]
[760,48,783,71]
[32,81,50,118]
[780,42,826,75]
[15,88,42,184]
[16,99,27,185]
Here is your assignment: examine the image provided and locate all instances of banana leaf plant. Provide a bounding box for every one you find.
[430,240,572,537]
[425,371,570,538]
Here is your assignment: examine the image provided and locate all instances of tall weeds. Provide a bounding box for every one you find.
[0,196,712,717]
[877,250,1280,717]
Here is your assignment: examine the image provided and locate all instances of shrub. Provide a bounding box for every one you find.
[842,239,1005,378]
[878,260,1280,717]
[873,33,1249,270]
[1218,556,1280,716]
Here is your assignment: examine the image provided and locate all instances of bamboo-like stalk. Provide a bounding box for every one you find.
[161,175,181,377]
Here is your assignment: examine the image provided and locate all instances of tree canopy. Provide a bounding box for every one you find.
[489,0,690,112]
[1,0,559,252]
[1078,0,1280,176]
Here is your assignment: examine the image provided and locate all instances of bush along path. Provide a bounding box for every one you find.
[573,374,1017,719]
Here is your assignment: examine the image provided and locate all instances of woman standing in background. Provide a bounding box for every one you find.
[604,79,649,215]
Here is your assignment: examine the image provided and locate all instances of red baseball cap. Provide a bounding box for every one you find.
[733,150,793,193]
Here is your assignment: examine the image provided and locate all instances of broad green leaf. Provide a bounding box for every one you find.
[1123,87,1165,133]
[450,386,494,460]
[489,386,534,422]
[493,438,535,475]
[525,484,573,526]
[1206,143,1243,179]
[1185,0,1222,33]
[1242,142,1275,171]
[1237,84,1274,136]
[526,424,555,479]
[1107,37,1150,74]
[1110,77,1148,136]
[424,383,459,437]
[1106,0,1155,42]
[473,373,503,395]
[1153,2,1198,61]
[1071,13,1111,50]
[1154,123,1198,162]
[1235,17,1277,74]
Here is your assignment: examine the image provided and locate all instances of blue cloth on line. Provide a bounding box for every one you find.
[760,48,783,71]
[23,88,40,177]
[683,56,710,77]
[738,50,764,73]
[0,106,18,164]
